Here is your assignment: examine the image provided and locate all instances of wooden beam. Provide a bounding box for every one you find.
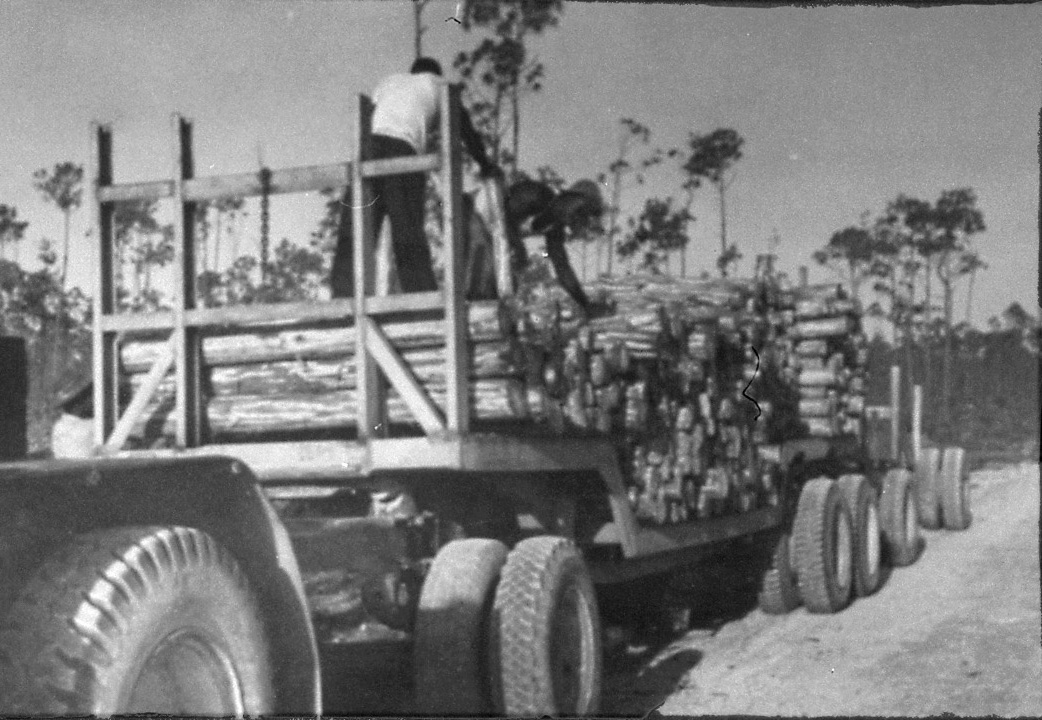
[185,161,352,201]
[97,179,173,204]
[363,318,446,435]
[912,383,922,463]
[361,153,440,178]
[99,291,445,334]
[90,122,118,448]
[171,114,203,447]
[97,162,354,205]
[114,440,368,482]
[353,93,386,440]
[103,338,174,452]
[890,364,901,461]
[441,84,469,435]
[481,176,514,298]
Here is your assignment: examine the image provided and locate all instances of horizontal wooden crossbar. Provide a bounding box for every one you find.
[98,291,444,333]
[95,154,441,204]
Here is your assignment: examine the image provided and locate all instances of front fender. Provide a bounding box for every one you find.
[0,454,320,715]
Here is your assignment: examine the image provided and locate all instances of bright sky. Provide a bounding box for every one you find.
[0,1,1037,327]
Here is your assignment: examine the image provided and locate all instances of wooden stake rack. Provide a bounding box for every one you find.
[88,85,508,477]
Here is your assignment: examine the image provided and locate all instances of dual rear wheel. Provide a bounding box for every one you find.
[759,474,882,616]
[913,446,972,531]
[413,535,602,717]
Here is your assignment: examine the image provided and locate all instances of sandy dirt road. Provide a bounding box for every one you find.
[319,462,1040,716]
[604,462,1042,717]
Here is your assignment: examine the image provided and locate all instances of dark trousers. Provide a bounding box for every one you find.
[330,135,437,297]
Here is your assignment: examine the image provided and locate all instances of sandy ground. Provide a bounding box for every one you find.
[604,462,1042,718]
[320,462,1041,717]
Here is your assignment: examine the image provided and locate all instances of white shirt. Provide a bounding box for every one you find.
[371,72,447,153]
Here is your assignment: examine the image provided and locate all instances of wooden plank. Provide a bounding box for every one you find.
[104,338,174,452]
[100,310,176,333]
[363,318,445,435]
[353,93,386,440]
[97,179,174,204]
[170,114,202,447]
[480,176,514,297]
[890,364,900,461]
[99,292,445,334]
[98,163,353,205]
[90,122,117,447]
[441,84,468,435]
[589,507,782,583]
[113,440,368,482]
[912,383,922,463]
[361,153,439,178]
[374,215,395,297]
[185,162,352,202]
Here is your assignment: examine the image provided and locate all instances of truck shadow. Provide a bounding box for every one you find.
[600,538,909,716]
[315,540,909,716]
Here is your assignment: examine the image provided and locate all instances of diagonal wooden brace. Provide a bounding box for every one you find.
[363,318,446,435]
[103,337,175,453]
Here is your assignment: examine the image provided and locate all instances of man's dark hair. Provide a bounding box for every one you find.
[410,57,443,76]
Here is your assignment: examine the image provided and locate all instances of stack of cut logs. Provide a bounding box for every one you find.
[120,301,530,438]
[120,273,865,526]
[784,284,868,440]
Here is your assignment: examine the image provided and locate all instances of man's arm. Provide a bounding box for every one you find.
[544,224,590,311]
[457,102,497,175]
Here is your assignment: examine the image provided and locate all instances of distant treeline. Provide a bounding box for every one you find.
[865,325,1040,464]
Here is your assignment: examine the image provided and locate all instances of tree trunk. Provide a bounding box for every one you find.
[941,276,954,442]
[605,169,623,277]
[922,257,933,405]
[61,209,71,287]
[680,242,687,277]
[511,85,520,177]
[965,266,978,324]
[718,182,727,277]
[413,0,424,58]
[214,208,223,273]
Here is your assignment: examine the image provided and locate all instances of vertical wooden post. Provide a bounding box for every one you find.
[912,383,922,463]
[442,84,468,435]
[171,114,202,447]
[485,176,514,297]
[798,265,809,288]
[374,222,395,296]
[890,364,901,462]
[353,94,386,440]
[90,122,117,448]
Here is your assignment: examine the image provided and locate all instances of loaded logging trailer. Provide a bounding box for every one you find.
[0,85,972,717]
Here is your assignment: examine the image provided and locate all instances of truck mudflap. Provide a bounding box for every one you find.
[0,454,321,716]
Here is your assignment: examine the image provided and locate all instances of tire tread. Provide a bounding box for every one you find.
[0,525,267,715]
[792,478,852,613]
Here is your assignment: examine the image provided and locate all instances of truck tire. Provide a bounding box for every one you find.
[413,538,508,715]
[0,525,272,716]
[880,468,921,566]
[493,535,602,716]
[913,447,942,529]
[837,474,882,597]
[757,533,801,614]
[792,478,853,614]
[939,447,972,530]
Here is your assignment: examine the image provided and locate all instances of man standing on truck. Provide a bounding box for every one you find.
[330,57,500,298]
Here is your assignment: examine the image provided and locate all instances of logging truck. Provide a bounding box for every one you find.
[0,85,972,716]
